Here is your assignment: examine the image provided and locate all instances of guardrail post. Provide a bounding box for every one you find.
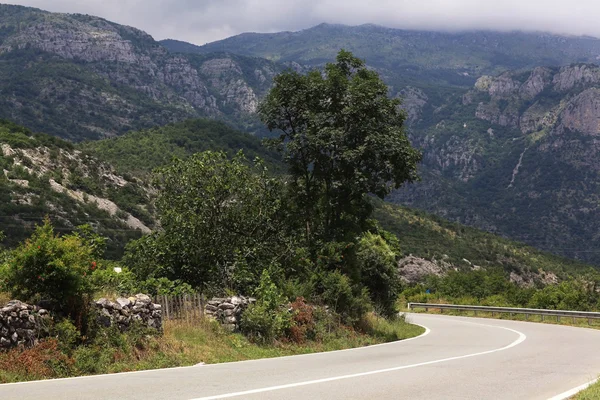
[556,316,560,323]
[541,315,544,322]
[525,314,528,321]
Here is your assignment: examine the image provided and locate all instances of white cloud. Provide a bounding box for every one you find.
[8,0,600,44]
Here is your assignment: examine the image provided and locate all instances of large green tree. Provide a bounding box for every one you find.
[259,50,421,245]
[125,151,291,293]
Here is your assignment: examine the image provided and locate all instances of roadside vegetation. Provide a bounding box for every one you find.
[0,50,426,380]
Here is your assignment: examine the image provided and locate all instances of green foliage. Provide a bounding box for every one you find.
[240,270,292,343]
[259,50,421,244]
[52,319,81,352]
[137,277,195,297]
[82,119,282,177]
[124,151,291,293]
[316,270,371,325]
[528,281,593,311]
[355,233,400,317]
[2,220,98,318]
[89,263,137,296]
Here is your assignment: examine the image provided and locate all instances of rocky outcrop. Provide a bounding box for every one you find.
[0,300,50,349]
[204,296,255,331]
[519,101,557,134]
[398,87,428,125]
[558,88,600,135]
[487,73,521,98]
[553,64,600,92]
[519,67,553,99]
[476,102,519,127]
[398,256,450,283]
[94,294,162,332]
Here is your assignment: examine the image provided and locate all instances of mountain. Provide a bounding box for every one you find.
[0,4,282,141]
[162,23,600,88]
[1,115,596,286]
[389,63,600,265]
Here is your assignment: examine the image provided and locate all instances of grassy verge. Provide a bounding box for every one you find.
[0,315,424,383]
[574,380,600,399]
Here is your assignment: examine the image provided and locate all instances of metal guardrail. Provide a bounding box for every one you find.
[407,303,600,323]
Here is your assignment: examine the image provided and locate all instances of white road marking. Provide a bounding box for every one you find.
[547,377,599,400]
[189,322,527,400]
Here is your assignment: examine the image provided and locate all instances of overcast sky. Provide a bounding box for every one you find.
[7,0,600,45]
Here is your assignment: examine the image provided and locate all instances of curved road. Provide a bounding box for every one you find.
[1,314,600,399]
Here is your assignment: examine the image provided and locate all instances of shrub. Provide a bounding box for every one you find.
[53,319,81,352]
[287,297,316,343]
[240,270,291,343]
[90,263,137,296]
[3,220,98,321]
[355,232,400,317]
[318,270,372,326]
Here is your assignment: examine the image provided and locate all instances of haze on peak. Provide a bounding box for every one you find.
[7,0,599,45]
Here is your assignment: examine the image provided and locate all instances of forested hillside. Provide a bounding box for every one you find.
[0,119,149,257]
[82,119,281,176]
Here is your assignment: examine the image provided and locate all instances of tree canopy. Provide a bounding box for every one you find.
[259,49,421,243]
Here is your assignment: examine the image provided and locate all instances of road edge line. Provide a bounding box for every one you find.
[189,322,527,400]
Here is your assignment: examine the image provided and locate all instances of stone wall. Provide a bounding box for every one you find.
[0,300,50,349]
[0,294,161,350]
[94,294,162,332]
[204,296,255,331]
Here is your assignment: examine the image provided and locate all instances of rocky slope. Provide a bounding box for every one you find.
[389,63,600,265]
[0,119,151,257]
[0,4,281,140]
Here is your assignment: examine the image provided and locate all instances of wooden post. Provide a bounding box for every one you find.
[201,294,205,318]
[165,295,170,320]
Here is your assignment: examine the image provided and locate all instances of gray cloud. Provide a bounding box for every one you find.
[7,0,600,44]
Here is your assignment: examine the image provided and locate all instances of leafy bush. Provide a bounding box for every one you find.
[355,232,400,317]
[53,319,81,352]
[2,220,99,320]
[240,270,291,343]
[89,263,137,296]
[317,270,371,325]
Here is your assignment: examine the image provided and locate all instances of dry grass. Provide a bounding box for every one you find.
[0,292,10,307]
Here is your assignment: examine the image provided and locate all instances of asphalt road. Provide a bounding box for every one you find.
[1,314,600,400]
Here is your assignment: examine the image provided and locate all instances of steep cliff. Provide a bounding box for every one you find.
[390,64,600,265]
